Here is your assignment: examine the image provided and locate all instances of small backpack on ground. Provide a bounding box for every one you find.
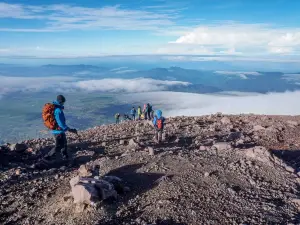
[156,118,163,130]
[42,103,59,130]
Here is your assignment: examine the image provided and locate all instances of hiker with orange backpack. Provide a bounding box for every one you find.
[152,110,165,144]
[42,95,77,161]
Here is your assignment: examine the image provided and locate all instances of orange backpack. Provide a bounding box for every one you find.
[42,103,59,130]
[157,118,163,130]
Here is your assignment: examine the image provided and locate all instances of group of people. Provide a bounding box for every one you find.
[114,103,154,124]
[41,96,165,164]
[114,103,165,143]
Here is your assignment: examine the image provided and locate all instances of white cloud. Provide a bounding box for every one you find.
[214,71,261,79]
[268,47,293,54]
[119,91,300,116]
[115,69,138,74]
[174,24,268,46]
[215,71,261,76]
[110,67,128,72]
[0,48,10,53]
[282,74,300,82]
[110,67,138,74]
[164,23,300,55]
[156,44,213,55]
[268,33,300,47]
[0,76,76,95]
[0,3,178,32]
[162,55,300,63]
[71,78,190,92]
[0,76,190,96]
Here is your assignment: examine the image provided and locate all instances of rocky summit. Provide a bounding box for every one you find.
[1,114,300,225]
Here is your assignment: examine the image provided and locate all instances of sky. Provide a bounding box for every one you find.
[0,0,300,60]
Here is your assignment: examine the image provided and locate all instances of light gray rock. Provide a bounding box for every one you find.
[78,165,92,177]
[221,117,231,124]
[148,147,155,156]
[285,165,295,173]
[213,142,232,151]
[242,146,272,165]
[204,172,210,177]
[253,125,265,131]
[236,139,244,146]
[72,183,99,204]
[287,120,298,127]
[199,146,207,151]
[227,188,236,195]
[129,139,139,148]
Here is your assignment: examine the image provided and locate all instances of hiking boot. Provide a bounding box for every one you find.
[28,164,36,169]
[42,158,52,164]
[62,154,69,160]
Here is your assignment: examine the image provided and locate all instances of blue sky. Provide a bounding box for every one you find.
[0,0,300,60]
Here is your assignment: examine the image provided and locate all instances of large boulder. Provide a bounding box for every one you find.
[72,183,99,204]
[242,146,272,165]
[70,175,123,205]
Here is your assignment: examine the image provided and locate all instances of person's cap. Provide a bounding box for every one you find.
[57,95,66,104]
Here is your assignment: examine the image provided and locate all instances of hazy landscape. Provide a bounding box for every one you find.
[1,62,300,143]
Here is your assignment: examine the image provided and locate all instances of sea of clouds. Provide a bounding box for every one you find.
[1,75,300,116]
[118,91,300,116]
[0,76,190,98]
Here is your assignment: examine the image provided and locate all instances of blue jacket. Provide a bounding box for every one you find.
[130,108,136,115]
[153,110,165,129]
[52,101,69,134]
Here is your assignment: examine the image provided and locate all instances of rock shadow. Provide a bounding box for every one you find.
[96,218,188,225]
[270,149,300,169]
[97,163,165,224]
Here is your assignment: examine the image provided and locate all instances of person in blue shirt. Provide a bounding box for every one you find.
[130,107,137,121]
[44,95,77,160]
[152,110,165,144]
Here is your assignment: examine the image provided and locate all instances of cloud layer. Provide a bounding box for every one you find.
[0,76,75,97]
[71,78,189,92]
[0,76,190,96]
[119,91,300,116]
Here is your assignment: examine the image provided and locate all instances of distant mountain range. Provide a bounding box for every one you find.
[1,64,300,94]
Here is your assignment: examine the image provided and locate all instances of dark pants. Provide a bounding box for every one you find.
[155,129,163,143]
[45,133,68,160]
[131,114,136,121]
[116,118,120,124]
[147,111,151,120]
